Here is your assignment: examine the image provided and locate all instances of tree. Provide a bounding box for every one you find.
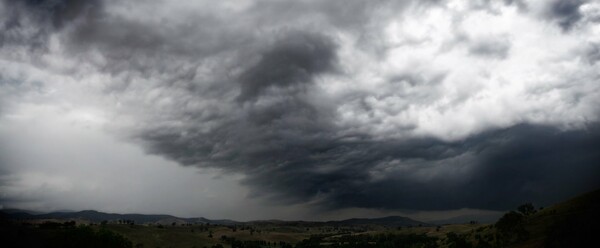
[496,211,524,233]
[446,232,472,248]
[49,226,133,248]
[517,203,536,216]
[495,211,529,245]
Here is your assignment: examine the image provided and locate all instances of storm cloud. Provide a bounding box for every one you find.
[1,0,600,218]
[544,0,587,31]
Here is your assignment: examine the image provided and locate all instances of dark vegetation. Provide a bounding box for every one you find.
[1,189,598,247]
[0,219,132,248]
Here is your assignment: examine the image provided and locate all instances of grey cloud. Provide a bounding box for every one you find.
[503,0,528,11]
[139,90,600,211]
[89,1,600,212]
[68,14,250,59]
[56,1,365,93]
[247,0,416,32]
[58,0,428,81]
[454,0,528,15]
[466,0,528,13]
[382,72,447,110]
[585,42,600,64]
[268,124,600,211]
[65,16,252,85]
[388,73,446,88]
[237,32,337,102]
[133,32,340,172]
[2,0,599,216]
[468,37,511,59]
[249,0,372,30]
[20,0,101,29]
[545,0,587,31]
[0,0,101,49]
[462,124,600,209]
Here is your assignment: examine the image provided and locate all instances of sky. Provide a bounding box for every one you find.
[0,0,599,222]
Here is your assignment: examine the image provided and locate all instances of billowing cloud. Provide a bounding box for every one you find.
[1,0,599,218]
[544,0,587,31]
[237,31,337,102]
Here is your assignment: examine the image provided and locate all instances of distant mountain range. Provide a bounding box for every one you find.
[247,215,433,227]
[1,209,434,227]
[1,206,508,226]
[0,209,238,226]
[326,216,430,227]
[429,213,503,225]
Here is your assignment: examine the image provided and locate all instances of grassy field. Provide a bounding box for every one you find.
[99,224,328,248]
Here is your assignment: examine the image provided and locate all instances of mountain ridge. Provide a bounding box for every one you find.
[1,209,429,227]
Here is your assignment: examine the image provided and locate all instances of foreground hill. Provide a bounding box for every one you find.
[446,189,600,247]
[512,189,600,247]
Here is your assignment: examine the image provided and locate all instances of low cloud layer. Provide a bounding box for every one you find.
[1,0,600,217]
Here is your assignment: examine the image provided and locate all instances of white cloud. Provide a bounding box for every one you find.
[327,0,600,141]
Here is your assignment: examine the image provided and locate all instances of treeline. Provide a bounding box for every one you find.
[48,226,132,248]
[493,203,537,246]
[1,218,133,248]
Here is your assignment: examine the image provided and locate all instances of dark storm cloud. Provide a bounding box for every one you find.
[82,1,599,212]
[67,13,249,60]
[2,0,599,215]
[237,32,337,102]
[324,124,600,210]
[129,24,599,211]
[463,124,600,209]
[139,91,600,211]
[20,0,101,29]
[126,28,339,171]
[52,1,382,92]
[136,30,341,171]
[0,0,101,49]
[545,0,587,31]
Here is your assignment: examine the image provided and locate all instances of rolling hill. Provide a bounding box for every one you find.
[514,189,600,247]
[1,209,429,227]
[1,209,239,225]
